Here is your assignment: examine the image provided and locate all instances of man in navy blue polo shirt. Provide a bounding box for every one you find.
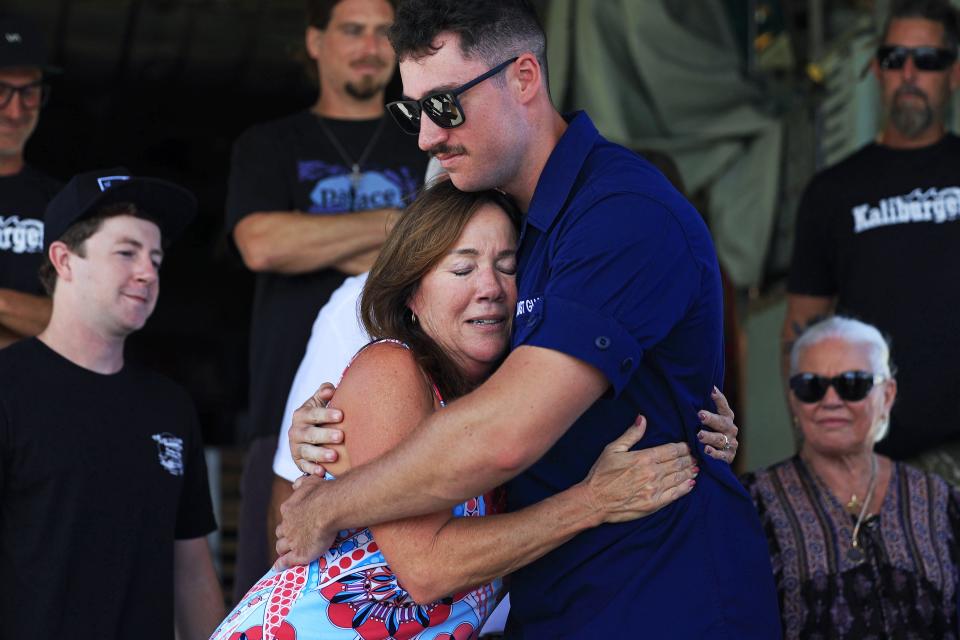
[276,1,780,637]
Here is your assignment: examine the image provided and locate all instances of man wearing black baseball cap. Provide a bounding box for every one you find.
[0,168,225,638]
[0,14,60,349]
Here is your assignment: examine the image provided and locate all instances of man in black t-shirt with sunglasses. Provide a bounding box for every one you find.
[0,14,60,349]
[785,0,960,483]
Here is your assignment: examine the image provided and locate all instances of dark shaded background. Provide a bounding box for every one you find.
[9,0,407,445]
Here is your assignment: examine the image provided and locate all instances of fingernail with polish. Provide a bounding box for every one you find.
[697,431,704,440]
[689,479,697,487]
[712,385,720,394]
[698,411,707,421]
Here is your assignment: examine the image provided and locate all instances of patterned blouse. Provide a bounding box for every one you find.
[741,456,960,639]
[210,340,505,640]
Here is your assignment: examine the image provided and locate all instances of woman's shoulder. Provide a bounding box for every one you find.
[336,339,435,408]
[343,339,419,383]
[325,339,437,473]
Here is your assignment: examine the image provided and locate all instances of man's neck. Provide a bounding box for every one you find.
[502,110,569,212]
[0,153,25,177]
[38,311,126,375]
[879,123,947,149]
[313,90,386,120]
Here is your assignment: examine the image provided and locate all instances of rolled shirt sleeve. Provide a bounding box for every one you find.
[515,193,702,395]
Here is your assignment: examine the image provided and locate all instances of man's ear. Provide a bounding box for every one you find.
[512,52,543,105]
[306,26,324,61]
[870,56,882,83]
[48,241,75,283]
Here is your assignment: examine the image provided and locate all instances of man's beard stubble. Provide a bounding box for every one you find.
[889,84,936,139]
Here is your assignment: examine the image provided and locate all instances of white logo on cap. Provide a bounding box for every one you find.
[97,175,130,191]
[4,33,22,43]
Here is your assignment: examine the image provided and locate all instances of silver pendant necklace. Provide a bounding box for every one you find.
[315,114,388,210]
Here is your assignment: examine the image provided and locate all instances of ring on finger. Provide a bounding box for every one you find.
[721,433,732,451]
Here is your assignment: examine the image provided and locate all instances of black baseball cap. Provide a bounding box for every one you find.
[0,14,59,73]
[43,167,197,251]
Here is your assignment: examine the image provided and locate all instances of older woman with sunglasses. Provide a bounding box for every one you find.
[742,316,960,639]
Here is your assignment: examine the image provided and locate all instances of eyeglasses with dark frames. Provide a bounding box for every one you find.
[876,45,958,71]
[387,57,519,135]
[0,80,50,110]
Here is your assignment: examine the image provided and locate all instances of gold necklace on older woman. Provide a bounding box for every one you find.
[839,454,877,514]
[847,492,864,513]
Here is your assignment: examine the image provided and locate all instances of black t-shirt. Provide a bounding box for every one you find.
[0,338,217,638]
[788,134,960,459]
[0,166,61,295]
[226,110,428,440]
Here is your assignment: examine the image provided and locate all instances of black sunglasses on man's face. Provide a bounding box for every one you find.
[387,57,518,135]
[876,45,958,71]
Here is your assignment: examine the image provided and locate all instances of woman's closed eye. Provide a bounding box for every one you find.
[496,257,517,275]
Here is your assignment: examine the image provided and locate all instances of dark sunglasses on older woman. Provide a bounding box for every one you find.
[789,371,887,403]
[876,45,958,71]
[387,57,518,135]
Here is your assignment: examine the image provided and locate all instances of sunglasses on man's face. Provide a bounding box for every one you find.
[789,371,887,404]
[876,45,958,71]
[387,57,518,135]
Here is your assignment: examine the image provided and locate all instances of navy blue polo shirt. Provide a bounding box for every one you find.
[504,113,779,638]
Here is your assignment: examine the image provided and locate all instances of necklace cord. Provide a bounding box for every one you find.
[314,114,388,210]
[851,453,879,549]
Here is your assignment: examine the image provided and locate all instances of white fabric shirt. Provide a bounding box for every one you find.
[272,272,370,481]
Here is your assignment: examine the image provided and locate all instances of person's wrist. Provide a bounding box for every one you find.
[568,481,605,528]
[313,478,343,536]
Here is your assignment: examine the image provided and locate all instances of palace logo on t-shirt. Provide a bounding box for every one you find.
[151,432,185,476]
[851,186,960,234]
[297,161,414,213]
[0,215,43,254]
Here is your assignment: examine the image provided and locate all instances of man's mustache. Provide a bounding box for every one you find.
[428,143,467,157]
[351,56,388,69]
[894,83,929,102]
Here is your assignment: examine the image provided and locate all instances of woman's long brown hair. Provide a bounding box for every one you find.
[360,178,521,400]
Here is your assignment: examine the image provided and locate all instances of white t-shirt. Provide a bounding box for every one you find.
[272,272,370,481]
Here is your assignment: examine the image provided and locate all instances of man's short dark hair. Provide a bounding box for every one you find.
[38,202,160,296]
[306,0,397,30]
[883,0,960,51]
[388,0,548,87]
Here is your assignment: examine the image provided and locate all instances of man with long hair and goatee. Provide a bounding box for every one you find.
[227,0,428,600]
